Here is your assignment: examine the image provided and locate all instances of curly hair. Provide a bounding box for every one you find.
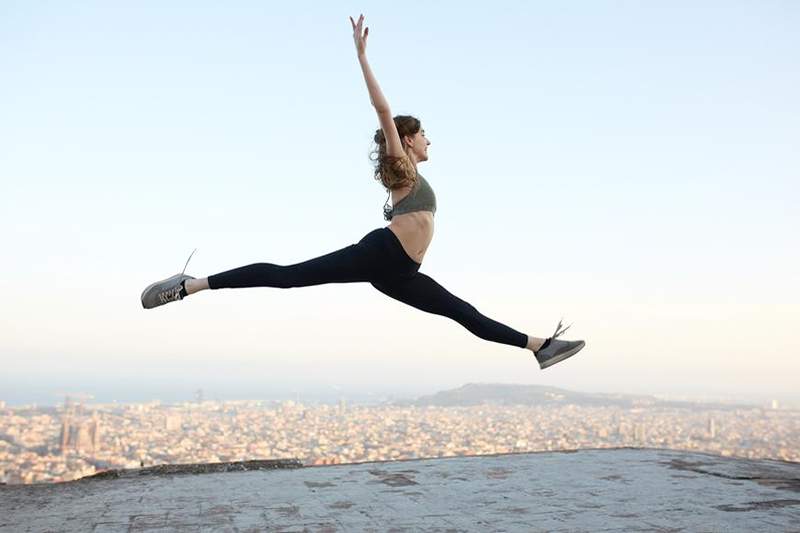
[369,115,421,192]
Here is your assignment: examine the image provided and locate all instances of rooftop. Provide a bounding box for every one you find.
[2,448,799,531]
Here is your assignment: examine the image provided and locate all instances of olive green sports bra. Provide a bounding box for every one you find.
[383,173,437,221]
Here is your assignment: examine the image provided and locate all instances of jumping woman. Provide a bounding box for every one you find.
[140,14,585,370]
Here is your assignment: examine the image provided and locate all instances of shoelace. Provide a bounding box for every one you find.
[181,248,197,277]
[157,249,197,304]
[158,284,184,304]
[551,317,572,340]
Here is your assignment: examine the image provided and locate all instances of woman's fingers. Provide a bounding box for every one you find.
[349,14,368,46]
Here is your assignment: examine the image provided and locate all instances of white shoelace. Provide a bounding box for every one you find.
[158,284,184,304]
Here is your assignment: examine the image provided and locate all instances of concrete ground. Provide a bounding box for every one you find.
[1,448,799,532]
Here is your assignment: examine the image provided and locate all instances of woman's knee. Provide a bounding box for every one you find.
[370,279,391,295]
[447,299,483,326]
[250,262,296,288]
[274,264,303,288]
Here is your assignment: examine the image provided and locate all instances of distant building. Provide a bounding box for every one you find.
[60,415,71,453]
[707,416,716,440]
[165,415,182,431]
[634,423,646,445]
[76,424,92,450]
[60,414,101,455]
[91,415,101,450]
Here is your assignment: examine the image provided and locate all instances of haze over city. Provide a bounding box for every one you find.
[1,2,798,406]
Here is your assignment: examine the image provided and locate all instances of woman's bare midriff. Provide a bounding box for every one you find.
[387,211,434,265]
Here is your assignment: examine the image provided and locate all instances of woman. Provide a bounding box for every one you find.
[140,14,585,370]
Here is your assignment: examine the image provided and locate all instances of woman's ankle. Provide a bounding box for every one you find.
[185,278,209,295]
[526,336,546,353]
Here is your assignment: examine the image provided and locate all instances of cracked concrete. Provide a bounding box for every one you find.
[1,448,799,531]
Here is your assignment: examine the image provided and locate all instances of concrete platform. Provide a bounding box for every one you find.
[2,448,799,532]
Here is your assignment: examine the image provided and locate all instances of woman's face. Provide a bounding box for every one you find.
[405,129,431,162]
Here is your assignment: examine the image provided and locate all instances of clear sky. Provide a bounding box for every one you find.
[1,1,798,405]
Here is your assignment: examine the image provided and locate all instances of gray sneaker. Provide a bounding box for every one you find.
[141,273,195,309]
[534,319,586,370]
[141,250,197,309]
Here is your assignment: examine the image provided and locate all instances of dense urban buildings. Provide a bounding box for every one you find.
[1,392,797,484]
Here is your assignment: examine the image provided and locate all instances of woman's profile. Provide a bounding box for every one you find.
[140,14,585,370]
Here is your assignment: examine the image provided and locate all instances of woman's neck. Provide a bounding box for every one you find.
[406,151,420,169]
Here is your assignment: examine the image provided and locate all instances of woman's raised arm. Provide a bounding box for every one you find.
[350,14,405,158]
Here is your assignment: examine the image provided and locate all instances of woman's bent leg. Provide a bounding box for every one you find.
[209,243,381,289]
[371,273,528,349]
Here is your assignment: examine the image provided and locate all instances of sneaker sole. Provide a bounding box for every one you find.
[538,341,586,370]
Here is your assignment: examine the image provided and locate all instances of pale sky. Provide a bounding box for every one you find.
[1,1,798,405]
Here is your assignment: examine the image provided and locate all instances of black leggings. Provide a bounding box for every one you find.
[208,227,528,349]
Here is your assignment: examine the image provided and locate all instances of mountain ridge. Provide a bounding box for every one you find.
[394,382,756,410]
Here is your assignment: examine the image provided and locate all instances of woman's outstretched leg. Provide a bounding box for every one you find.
[370,272,530,349]
[370,272,586,367]
[142,231,389,309]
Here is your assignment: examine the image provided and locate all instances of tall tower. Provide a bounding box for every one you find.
[707,416,716,440]
[634,423,646,445]
[90,412,101,452]
[76,423,92,451]
[60,415,71,454]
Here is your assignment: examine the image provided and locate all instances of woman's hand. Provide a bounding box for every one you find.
[349,14,369,57]
[351,13,392,114]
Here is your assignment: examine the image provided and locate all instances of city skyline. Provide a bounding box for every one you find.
[2,392,797,485]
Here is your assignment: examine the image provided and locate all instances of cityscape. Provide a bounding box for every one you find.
[1,384,797,484]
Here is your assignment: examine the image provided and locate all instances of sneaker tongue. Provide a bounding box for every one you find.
[539,338,552,352]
